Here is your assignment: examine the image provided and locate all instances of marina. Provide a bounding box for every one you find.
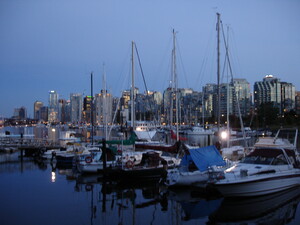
[1,1,299,224]
[2,155,300,225]
[1,125,300,224]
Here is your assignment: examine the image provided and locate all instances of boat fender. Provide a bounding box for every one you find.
[85,156,92,163]
[125,160,134,169]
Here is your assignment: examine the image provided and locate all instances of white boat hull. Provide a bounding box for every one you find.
[214,170,300,197]
[77,161,115,173]
[134,130,156,141]
[167,169,209,187]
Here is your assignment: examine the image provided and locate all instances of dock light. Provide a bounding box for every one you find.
[220,131,228,140]
[52,128,55,132]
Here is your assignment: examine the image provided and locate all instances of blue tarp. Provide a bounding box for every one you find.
[180,145,226,172]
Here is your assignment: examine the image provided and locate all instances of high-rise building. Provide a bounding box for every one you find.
[296,91,300,115]
[203,83,217,118]
[40,106,48,122]
[254,75,281,112]
[219,83,233,118]
[13,107,27,120]
[254,75,295,114]
[232,79,251,117]
[48,90,59,123]
[83,96,93,124]
[63,100,71,123]
[281,82,295,113]
[34,101,43,120]
[95,91,113,125]
[58,99,69,123]
[70,93,83,124]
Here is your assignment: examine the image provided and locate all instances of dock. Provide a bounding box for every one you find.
[0,136,61,156]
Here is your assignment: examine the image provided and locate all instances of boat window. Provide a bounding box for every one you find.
[241,156,258,164]
[255,156,273,165]
[272,155,288,165]
[241,156,273,165]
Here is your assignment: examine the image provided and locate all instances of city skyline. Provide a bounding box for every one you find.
[9,74,296,122]
[1,0,299,118]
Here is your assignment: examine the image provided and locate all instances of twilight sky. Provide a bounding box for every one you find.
[0,0,299,118]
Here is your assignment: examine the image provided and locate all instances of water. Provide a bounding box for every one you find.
[1,159,300,225]
[1,126,300,224]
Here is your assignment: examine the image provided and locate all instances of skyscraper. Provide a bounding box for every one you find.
[48,90,59,123]
[254,75,295,114]
[95,90,113,125]
[13,107,27,120]
[254,75,281,112]
[70,93,83,124]
[232,78,251,117]
[83,96,93,124]
[281,82,295,113]
[34,101,43,120]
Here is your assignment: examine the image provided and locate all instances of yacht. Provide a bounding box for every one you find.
[210,128,300,197]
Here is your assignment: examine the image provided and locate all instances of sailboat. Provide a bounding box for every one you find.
[106,41,180,180]
[165,14,235,188]
[218,20,248,161]
[129,41,157,142]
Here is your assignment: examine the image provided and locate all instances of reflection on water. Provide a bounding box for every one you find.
[168,188,222,221]
[1,159,300,225]
[209,187,300,224]
[2,126,300,224]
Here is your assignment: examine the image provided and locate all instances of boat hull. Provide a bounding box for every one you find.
[77,161,115,174]
[134,130,156,141]
[167,169,208,187]
[214,171,300,197]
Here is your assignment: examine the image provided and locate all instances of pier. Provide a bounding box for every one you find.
[0,136,61,156]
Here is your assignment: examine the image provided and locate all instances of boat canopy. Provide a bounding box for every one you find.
[100,132,136,145]
[180,145,226,172]
[248,148,296,158]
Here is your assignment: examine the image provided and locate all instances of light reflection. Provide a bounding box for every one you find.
[51,171,56,182]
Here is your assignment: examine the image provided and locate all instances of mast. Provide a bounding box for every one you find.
[172,29,179,141]
[222,23,249,150]
[226,25,230,148]
[131,41,135,131]
[91,72,94,145]
[102,63,108,140]
[217,12,221,132]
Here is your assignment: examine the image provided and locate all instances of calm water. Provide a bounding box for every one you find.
[1,158,300,225]
[1,126,300,224]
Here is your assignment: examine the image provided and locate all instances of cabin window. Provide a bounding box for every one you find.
[241,156,258,164]
[241,156,273,165]
[272,155,288,165]
[255,156,273,165]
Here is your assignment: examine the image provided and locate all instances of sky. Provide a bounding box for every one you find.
[0,0,299,118]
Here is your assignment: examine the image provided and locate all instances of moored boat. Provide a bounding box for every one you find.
[166,145,227,187]
[210,128,300,197]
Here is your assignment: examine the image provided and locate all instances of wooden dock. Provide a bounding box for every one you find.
[0,136,61,156]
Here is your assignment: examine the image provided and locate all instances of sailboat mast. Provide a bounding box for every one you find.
[91,72,94,145]
[131,41,135,131]
[225,25,230,148]
[172,29,179,141]
[102,63,108,140]
[217,12,221,132]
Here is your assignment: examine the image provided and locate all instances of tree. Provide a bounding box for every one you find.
[256,102,279,127]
